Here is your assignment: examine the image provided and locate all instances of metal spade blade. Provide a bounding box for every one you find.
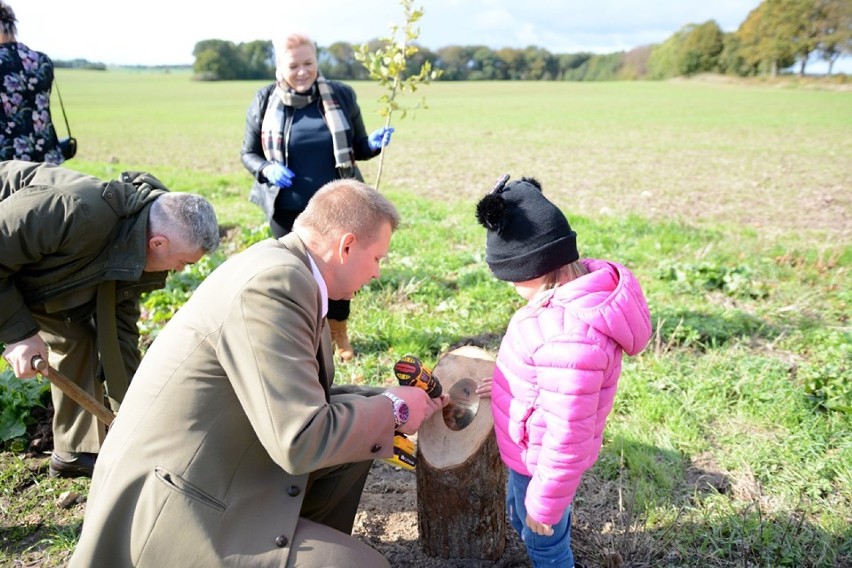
[442,377,480,431]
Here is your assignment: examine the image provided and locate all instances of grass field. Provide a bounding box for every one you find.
[0,70,849,567]
[55,69,851,241]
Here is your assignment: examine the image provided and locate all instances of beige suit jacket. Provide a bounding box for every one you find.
[70,234,395,567]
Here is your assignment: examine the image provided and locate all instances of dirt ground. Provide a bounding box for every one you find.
[10,405,659,567]
[352,456,685,568]
[353,460,534,568]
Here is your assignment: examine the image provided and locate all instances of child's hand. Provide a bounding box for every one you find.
[475,376,493,397]
[525,514,553,536]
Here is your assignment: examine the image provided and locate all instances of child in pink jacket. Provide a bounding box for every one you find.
[475,175,652,567]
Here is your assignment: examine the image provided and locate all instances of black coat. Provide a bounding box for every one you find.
[240,80,379,218]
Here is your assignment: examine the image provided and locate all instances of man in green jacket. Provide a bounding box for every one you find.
[0,160,220,477]
[70,178,446,567]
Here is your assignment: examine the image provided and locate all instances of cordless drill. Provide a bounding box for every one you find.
[393,355,442,398]
[384,355,443,470]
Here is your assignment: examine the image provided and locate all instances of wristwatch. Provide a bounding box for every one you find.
[381,391,409,429]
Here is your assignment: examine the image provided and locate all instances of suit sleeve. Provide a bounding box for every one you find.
[216,263,394,474]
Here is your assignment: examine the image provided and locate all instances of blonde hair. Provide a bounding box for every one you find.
[522,260,589,317]
[540,260,589,292]
[273,32,316,70]
[294,179,400,244]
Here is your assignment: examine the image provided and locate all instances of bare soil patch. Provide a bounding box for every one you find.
[4,407,637,567]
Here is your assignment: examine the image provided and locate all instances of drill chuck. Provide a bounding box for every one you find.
[393,355,442,398]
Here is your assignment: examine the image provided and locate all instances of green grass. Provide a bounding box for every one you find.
[1,70,849,567]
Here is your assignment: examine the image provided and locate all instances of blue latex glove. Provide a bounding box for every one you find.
[368,127,395,151]
[263,163,295,188]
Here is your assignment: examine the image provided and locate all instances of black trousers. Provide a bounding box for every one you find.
[271,211,350,321]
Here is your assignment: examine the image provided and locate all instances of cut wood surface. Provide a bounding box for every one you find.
[418,345,496,469]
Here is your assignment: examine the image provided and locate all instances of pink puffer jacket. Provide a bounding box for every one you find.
[491,258,651,525]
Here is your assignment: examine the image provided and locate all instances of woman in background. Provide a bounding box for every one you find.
[0,1,63,163]
[241,32,393,362]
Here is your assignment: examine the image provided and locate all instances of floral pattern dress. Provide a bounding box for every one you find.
[0,42,63,163]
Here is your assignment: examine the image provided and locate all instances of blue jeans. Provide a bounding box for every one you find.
[507,470,574,567]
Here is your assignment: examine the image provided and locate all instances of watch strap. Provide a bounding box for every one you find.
[380,391,407,428]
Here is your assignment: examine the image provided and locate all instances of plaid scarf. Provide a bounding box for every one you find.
[260,75,354,172]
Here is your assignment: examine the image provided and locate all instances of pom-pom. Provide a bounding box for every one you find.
[476,193,508,232]
[520,176,543,191]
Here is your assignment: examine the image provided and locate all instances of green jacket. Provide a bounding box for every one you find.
[0,161,169,387]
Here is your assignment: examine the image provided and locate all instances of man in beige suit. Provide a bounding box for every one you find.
[69,179,445,567]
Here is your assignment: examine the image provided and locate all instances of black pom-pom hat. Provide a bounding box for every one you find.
[475,175,578,282]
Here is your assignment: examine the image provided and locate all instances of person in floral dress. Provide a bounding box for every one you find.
[0,1,63,163]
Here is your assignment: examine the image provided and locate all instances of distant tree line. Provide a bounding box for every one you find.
[54,59,107,71]
[191,1,850,81]
[53,60,197,72]
[649,0,852,78]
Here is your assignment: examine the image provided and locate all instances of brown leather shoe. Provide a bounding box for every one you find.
[49,451,97,478]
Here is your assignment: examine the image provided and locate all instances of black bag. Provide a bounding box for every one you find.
[54,79,76,161]
[59,136,77,160]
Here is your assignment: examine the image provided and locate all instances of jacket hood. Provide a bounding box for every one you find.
[546,258,652,356]
[102,171,169,217]
[120,171,169,192]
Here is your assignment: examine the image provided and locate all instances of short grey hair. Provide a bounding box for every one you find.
[294,179,400,243]
[148,193,220,253]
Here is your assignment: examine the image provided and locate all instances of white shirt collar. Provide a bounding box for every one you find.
[306,253,328,318]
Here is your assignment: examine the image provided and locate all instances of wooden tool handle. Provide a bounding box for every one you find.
[31,355,48,372]
[31,356,115,426]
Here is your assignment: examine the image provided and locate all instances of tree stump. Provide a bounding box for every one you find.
[416,346,506,560]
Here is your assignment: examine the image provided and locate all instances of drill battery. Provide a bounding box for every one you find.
[384,433,417,470]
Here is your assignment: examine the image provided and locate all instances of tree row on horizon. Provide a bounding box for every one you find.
[57,0,851,80]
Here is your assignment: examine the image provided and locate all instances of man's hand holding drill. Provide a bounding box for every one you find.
[384,386,448,435]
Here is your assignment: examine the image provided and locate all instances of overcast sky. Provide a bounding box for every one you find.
[12,0,847,72]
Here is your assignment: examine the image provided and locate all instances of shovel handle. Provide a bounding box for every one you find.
[32,355,48,372]
[31,356,115,426]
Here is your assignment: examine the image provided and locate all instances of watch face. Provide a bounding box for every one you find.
[397,401,410,425]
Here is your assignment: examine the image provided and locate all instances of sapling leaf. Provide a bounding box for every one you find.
[354,0,443,189]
